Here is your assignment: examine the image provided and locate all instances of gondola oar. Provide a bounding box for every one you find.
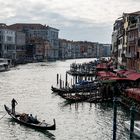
[0,112,7,120]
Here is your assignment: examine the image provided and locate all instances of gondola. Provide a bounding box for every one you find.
[51,86,75,94]
[51,85,98,94]
[4,105,56,130]
[62,94,89,103]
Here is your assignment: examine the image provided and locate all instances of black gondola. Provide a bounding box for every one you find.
[4,105,56,130]
[62,94,88,102]
[51,84,98,95]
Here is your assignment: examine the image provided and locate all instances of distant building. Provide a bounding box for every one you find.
[59,39,110,59]
[125,12,140,70]
[16,32,26,63]
[96,43,111,59]
[112,11,140,71]
[0,24,16,60]
[8,23,59,60]
[112,17,124,68]
[46,26,59,60]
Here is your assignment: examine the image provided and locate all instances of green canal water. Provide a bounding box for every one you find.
[0,58,138,140]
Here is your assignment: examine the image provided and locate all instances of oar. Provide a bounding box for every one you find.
[0,113,7,120]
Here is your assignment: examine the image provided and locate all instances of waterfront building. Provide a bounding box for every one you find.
[16,32,26,64]
[112,18,124,68]
[59,39,75,59]
[59,39,66,59]
[26,37,46,61]
[0,24,16,61]
[102,44,111,57]
[125,12,140,71]
[46,26,59,60]
[112,11,140,71]
[77,41,98,58]
[87,43,98,58]
[97,43,111,59]
[8,23,59,61]
[59,39,110,60]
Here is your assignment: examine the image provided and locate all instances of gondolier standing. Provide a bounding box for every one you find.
[11,98,18,115]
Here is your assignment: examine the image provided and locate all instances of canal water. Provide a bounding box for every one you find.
[0,58,138,140]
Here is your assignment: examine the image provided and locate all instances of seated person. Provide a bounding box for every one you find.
[19,113,29,122]
[28,114,39,124]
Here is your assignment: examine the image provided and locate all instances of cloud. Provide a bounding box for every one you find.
[0,0,140,43]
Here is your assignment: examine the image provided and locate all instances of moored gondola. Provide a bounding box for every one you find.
[4,105,56,130]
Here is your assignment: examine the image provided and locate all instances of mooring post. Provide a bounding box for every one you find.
[63,81,64,88]
[129,105,135,140]
[65,72,68,87]
[90,76,92,81]
[73,76,74,85]
[60,75,62,89]
[85,76,87,81]
[113,97,118,140]
[75,76,77,84]
[57,73,59,85]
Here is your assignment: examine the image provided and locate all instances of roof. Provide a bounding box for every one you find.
[8,23,47,31]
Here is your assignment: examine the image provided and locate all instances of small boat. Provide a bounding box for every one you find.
[124,120,140,137]
[4,105,56,130]
[0,58,10,72]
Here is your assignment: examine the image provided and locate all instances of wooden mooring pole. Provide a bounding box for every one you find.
[129,105,135,140]
[60,75,62,88]
[57,73,59,85]
[113,97,117,140]
[65,72,68,87]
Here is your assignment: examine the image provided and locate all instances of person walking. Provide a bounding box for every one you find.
[11,98,18,115]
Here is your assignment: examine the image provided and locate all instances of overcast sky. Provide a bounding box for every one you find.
[0,0,140,43]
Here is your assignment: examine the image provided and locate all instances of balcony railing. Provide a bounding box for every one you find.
[128,23,137,30]
[125,52,135,58]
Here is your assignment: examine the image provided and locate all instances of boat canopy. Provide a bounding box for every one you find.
[97,71,116,77]
[127,72,140,81]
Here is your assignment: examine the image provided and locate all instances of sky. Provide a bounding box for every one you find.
[0,0,140,43]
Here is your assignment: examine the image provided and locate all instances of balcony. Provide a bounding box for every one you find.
[125,52,135,58]
[128,40,136,46]
[128,23,138,31]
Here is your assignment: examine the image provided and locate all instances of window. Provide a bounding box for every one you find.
[138,39,140,47]
[7,36,12,41]
[137,52,139,59]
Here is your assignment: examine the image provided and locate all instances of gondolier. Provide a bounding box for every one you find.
[11,98,18,115]
[4,104,56,130]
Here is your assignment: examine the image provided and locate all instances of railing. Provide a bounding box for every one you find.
[125,53,135,58]
[128,23,137,30]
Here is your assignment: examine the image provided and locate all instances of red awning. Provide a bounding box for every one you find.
[97,71,116,77]
[109,77,131,81]
[96,63,107,69]
[127,72,140,81]
[124,70,136,76]
[115,69,127,75]
[124,88,140,101]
